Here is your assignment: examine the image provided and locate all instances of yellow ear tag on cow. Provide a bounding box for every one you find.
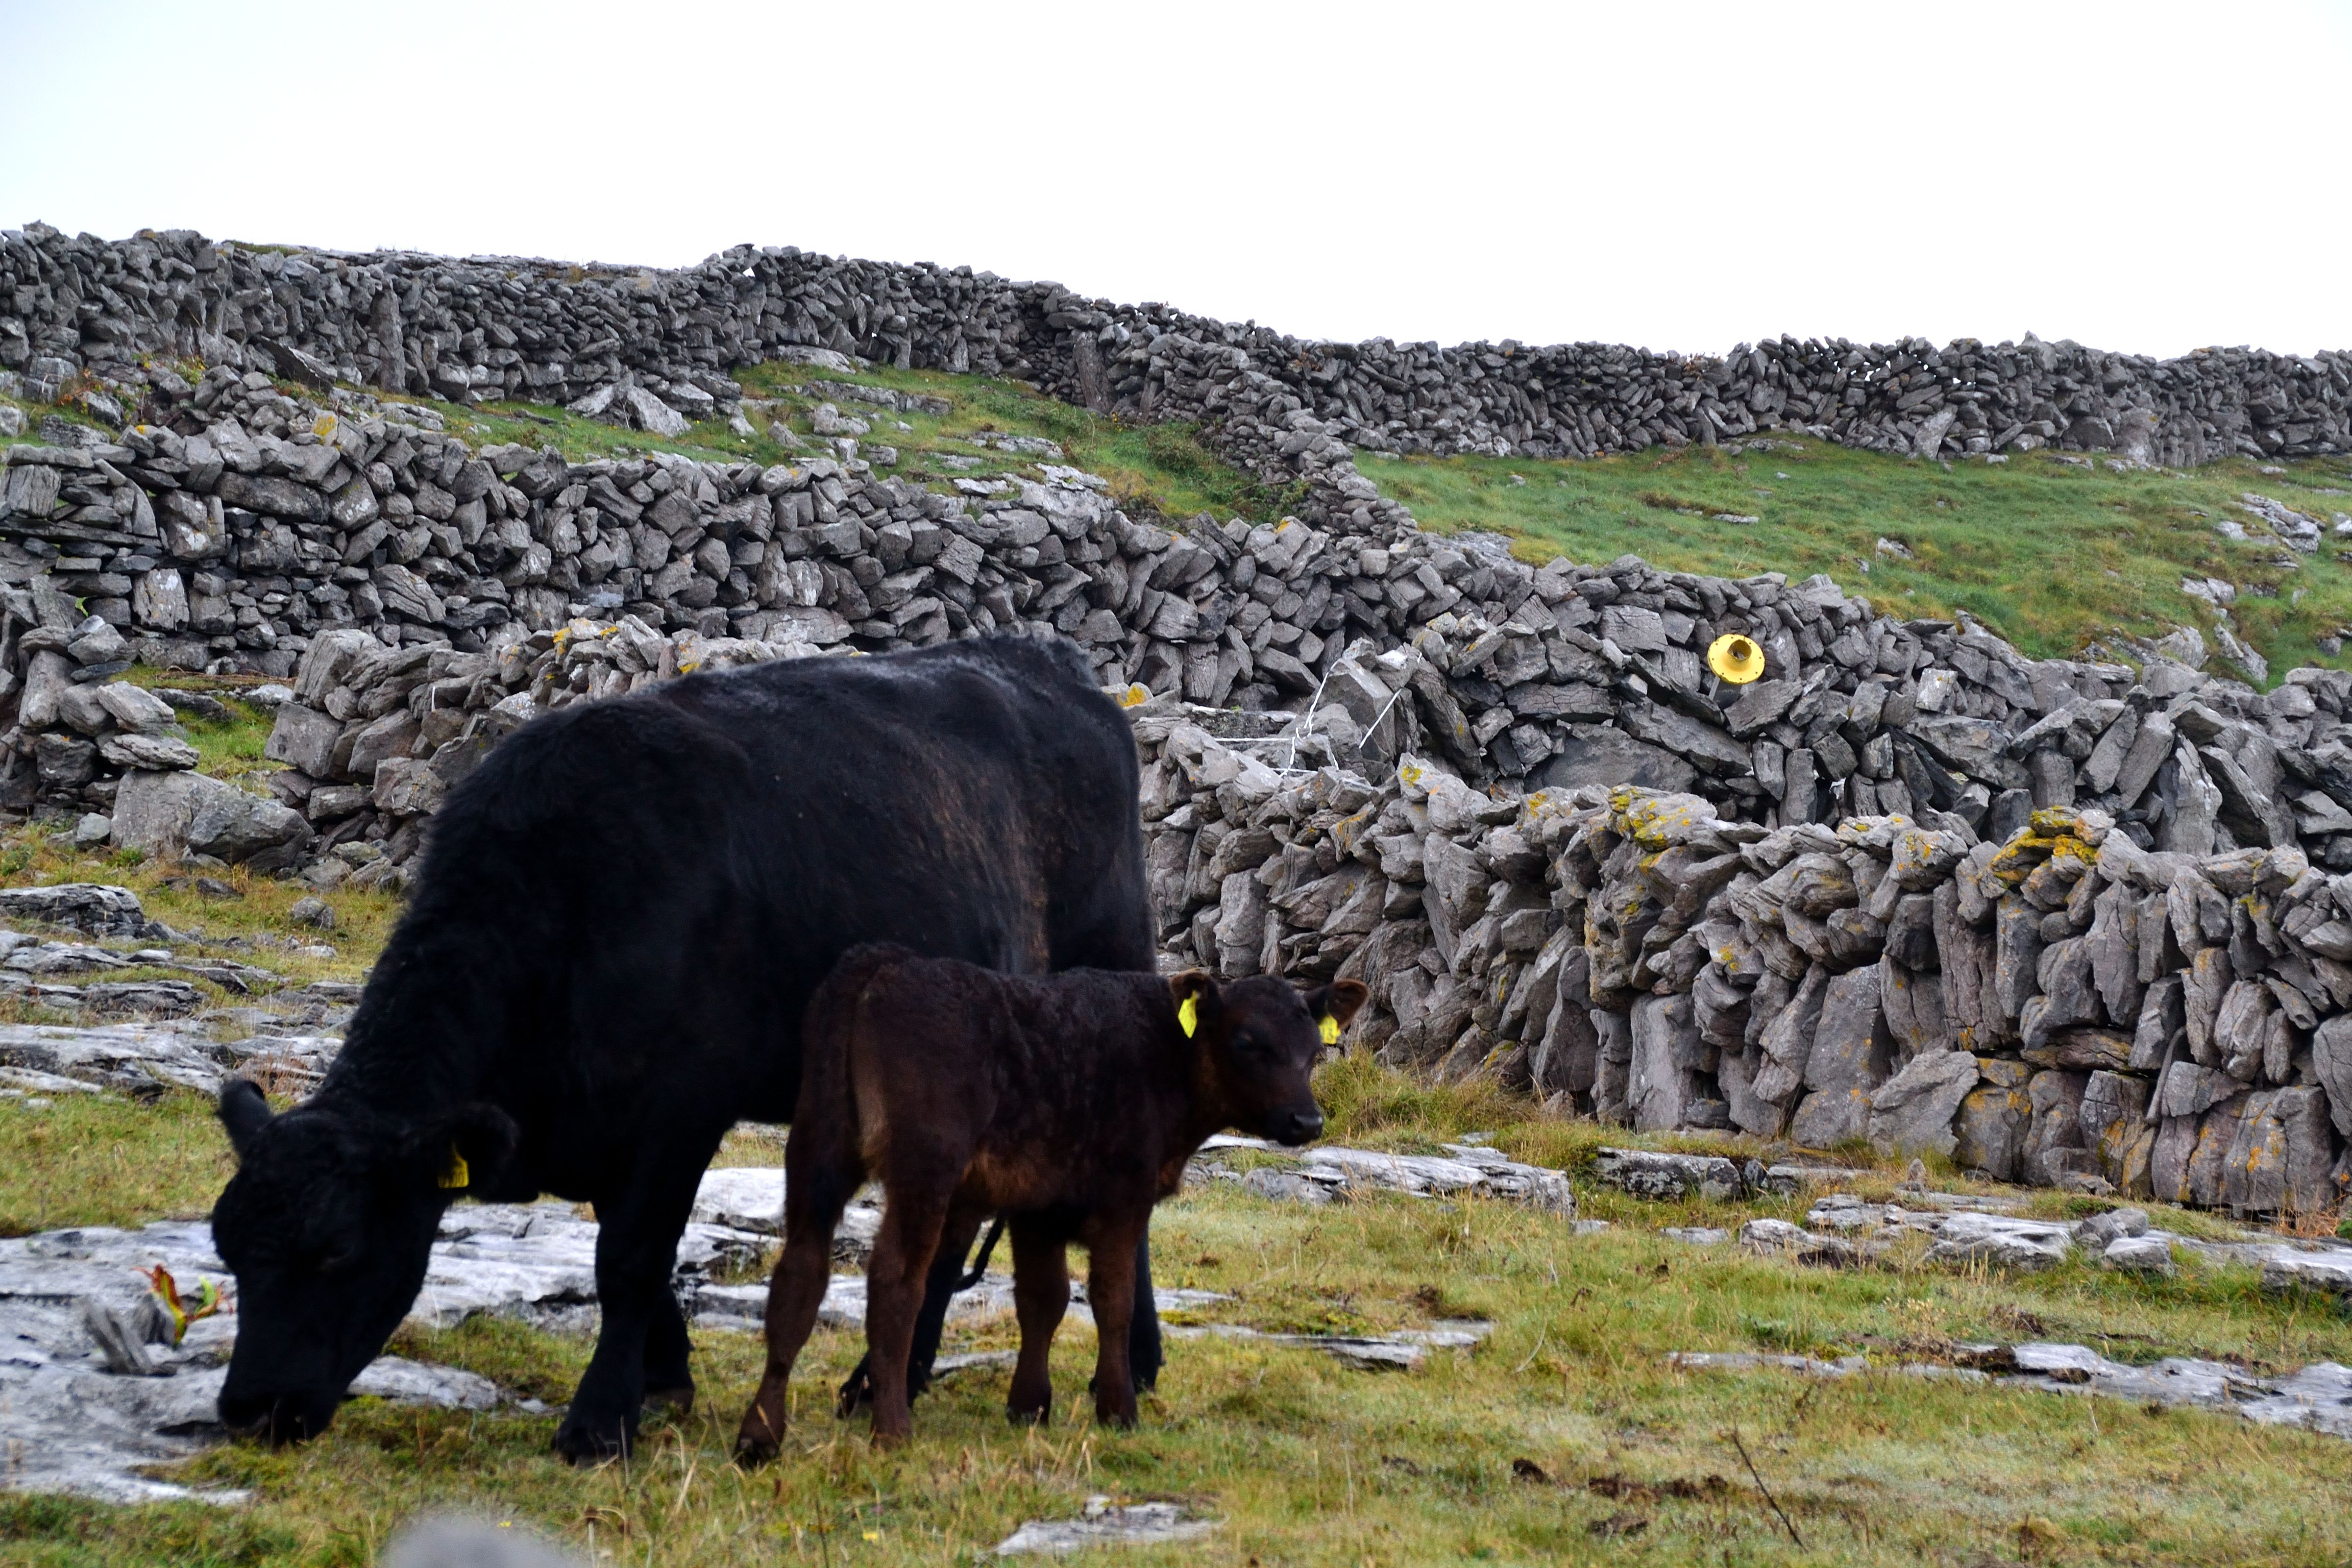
[1177,996,1198,1037]
[1320,1015,1341,1046]
[439,1148,470,1190]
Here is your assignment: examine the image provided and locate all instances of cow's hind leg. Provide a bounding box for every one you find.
[1006,1219,1068,1424]
[865,1185,955,1445]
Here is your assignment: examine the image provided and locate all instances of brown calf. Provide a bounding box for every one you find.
[735,944,1365,1456]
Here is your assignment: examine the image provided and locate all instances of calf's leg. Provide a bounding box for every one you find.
[1006,1219,1068,1424]
[864,1184,955,1445]
[735,1159,854,1464]
[1086,1213,1149,1428]
[836,1233,979,1414]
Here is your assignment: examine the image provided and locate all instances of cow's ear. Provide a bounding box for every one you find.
[218,1077,274,1157]
[1304,979,1369,1036]
[1167,971,1221,1037]
[406,1102,519,1191]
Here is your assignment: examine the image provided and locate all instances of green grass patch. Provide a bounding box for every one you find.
[1361,441,2352,681]
[0,1089,231,1236]
[10,1174,2352,1564]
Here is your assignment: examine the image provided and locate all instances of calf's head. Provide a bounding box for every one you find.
[1170,972,1366,1146]
[209,1079,514,1443]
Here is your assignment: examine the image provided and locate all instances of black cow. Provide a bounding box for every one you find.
[209,634,1159,1459]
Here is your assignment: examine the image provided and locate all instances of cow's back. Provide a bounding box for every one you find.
[326,635,1149,1198]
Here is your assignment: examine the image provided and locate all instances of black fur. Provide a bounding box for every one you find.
[209,635,1155,1458]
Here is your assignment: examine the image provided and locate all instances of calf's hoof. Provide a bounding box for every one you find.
[834,1365,872,1418]
[733,1431,781,1468]
[552,1412,636,1464]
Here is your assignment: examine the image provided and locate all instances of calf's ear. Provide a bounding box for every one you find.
[218,1077,275,1157]
[1167,970,1222,1037]
[1304,979,1370,1037]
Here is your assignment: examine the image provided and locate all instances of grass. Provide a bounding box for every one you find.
[1361,440,2352,682]
[9,1156,2352,1565]
[0,1090,232,1236]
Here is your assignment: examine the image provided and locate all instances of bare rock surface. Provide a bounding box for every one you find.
[995,1496,1219,1556]
[0,1214,542,1503]
[1670,1342,2352,1439]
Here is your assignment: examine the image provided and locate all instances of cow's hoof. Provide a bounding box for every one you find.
[733,1433,780,1468]
[643,1383,696,1413]
[552,1415,635,1464]
[834,1368,872,1418]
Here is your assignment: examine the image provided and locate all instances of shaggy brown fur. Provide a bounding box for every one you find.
[736,945,1364,1454]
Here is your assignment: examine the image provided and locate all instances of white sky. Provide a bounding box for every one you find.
[6,0,2348,360]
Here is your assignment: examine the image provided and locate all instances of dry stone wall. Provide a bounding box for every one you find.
[7,222,2352,1211]
[3,223,2347,510]
[1135,704,2352,1214]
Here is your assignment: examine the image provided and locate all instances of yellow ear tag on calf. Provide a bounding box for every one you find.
[1178,996,1199,1038]
[1320,1015,1341,1046]
[439,1148,470,1190]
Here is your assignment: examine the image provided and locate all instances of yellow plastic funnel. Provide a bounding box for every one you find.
[1707,633,1765,683]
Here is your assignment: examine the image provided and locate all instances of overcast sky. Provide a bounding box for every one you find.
[7,1,2348,359]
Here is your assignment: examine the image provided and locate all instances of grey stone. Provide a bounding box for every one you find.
[1788,966,1893,1147]
[995,1499,1218,1556]
[263,703,341,777]
[1866,1048,1978,1158]
[1530,725,1697,794]
[0,885,148,938]
[113,769,307,868]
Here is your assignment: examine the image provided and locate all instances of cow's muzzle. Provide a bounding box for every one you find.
[218,1385,341,1445]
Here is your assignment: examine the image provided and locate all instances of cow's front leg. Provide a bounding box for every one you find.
[556,1150,710,1462]
[643,1285,694,1412]
[1128,1226,1163,1393]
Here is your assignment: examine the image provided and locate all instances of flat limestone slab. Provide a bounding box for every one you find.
[1667,1341,2352,1440]
[0,1199,767,1503]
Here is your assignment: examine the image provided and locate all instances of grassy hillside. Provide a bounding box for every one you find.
[463,362,2352,683]
[1360,440,2352,679]
[27,355,2348,681]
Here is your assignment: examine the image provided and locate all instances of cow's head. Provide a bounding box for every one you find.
[1169,971,1366,1146]
[209,1079,514,1443]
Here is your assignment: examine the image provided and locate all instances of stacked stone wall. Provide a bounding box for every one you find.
[3,224,2347,505]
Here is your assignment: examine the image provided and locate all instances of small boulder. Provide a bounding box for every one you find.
[286,896,336,930]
